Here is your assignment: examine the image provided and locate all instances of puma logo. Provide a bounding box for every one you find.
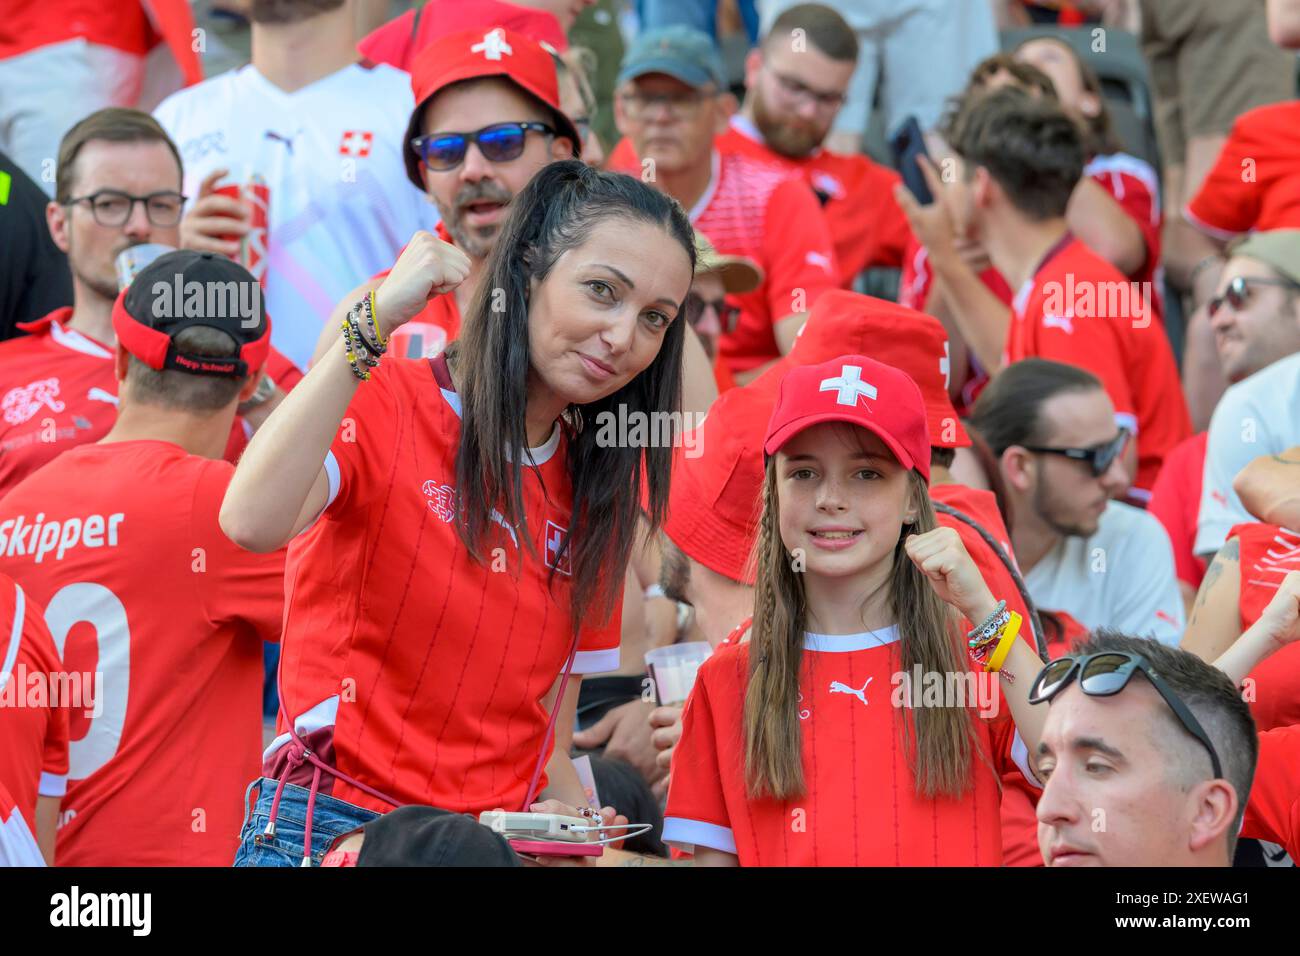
[829,677,873,707]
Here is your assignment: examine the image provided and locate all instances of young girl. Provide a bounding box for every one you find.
[220,160,696,866]
[664,355,1048,866]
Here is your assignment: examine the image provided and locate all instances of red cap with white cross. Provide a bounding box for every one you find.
[763,354,932,483]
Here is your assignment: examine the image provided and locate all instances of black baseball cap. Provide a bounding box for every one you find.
[353,806,523,866]
[112,250,271,378]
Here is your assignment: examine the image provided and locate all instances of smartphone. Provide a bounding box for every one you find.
[890,115,934,206]
[479,810,590,842]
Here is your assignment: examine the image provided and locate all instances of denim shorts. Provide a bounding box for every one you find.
[233,777,381,868]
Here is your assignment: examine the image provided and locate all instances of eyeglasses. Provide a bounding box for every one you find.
[410,122,555,172]
[64,189,187,227]
[1022,427,1130,477]
[1207,274,1300,318]
[618,90,714,119]
[769,69,847,111]
[1029,651,1224,780]
[684,292,741,334]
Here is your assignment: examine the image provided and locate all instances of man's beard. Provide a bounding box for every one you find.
[71,237,147,303]
[1033,478,1101,540]
[249,0,345,25]
[751,87,827,159]
[434,181,515,261]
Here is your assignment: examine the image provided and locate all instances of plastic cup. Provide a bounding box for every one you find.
[115,243,178,291]
[645,642,712,706]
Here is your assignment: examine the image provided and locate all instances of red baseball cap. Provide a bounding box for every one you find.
[359,0,567,72]
[403,26,581,189]
[764,354,933,483]
[788,290,970,448]
[662,385,775,585]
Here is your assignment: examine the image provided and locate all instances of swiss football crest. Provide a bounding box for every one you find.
[421,480,457,522]
[544,520,571,575]
[3,378,65,425]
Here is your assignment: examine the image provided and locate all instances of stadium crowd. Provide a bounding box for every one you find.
[0,0,1299,869]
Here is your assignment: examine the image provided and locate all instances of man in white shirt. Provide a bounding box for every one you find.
[154,0,439,368]
[1196,350,1300,560]
[969,358,1185,644]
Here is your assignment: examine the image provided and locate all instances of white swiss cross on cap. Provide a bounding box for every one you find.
[819,364,878,407]
[472,27,513,61]
[544,520,572,575]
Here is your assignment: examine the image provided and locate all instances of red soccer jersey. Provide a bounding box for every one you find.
[1085,153,1163,313]
[0,777,43,866]
[664,622,1034,865]
[1186,101,1300,239]
[608,143,838,375]
[0,310,119,500]
[1242,723,1300,862]
[0,574,70,833]
[1231,522,1300,732]
[271,354,621,816]
[1007,237,1190,494]
[0,309,302,487]
[715,117,912,287]
[0,440,285,866]
[1148,432,1209,590]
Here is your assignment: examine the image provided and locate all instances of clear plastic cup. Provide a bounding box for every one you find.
[645,642,712,706]
[115,243,178,291]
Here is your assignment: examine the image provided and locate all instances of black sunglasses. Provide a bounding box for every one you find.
[1208,274,1300,318]
[1022,427,1130,477]
[684,292,741,334]
[410,121,555,172]
[1029,651,1224,780]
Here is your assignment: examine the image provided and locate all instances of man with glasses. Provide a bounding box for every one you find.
[1195,232,1300,563]
[0,109,184,499]
[154,0,438,369]
[611,26,837,385]
[315,25,580,364]
[969,359,1185,646]
[1032,630,1259,866]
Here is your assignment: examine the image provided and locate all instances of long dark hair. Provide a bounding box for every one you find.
[447,160,695,627]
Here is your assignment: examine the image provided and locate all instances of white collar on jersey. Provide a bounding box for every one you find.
[437,383,562,467]
[686,151,722,224]
[729,113,825,160]
[804,626,900,652]
[50,319,113,360]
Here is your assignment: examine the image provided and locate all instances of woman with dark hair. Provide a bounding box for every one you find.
[221,160,696,866]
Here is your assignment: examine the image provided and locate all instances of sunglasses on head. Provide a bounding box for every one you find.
[1029,651,1224,780]
[684,292,741,334]
[1207,274,1300,318]
[411,121,555,172]
[1022,427,1130,477]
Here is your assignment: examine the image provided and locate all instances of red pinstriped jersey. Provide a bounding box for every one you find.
[271,354,621,816]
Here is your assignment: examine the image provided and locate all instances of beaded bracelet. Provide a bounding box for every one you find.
[967,599,1009,648]
[984,612,1023,684]
[341,315,374,381]
[363,289,388,351]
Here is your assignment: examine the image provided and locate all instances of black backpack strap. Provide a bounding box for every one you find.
[932,500,1048,661]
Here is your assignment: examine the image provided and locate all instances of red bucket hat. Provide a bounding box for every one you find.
[764,354,933,484]
[787,290,970,448]
[403,26,581,190]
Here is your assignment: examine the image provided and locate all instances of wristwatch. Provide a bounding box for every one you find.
[238,372,277,412]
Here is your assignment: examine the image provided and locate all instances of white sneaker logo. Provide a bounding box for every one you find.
[829,676,873,707]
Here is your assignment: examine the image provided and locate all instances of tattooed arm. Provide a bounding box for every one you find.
[1234,447,1300,529]
[1180,537,1242,662]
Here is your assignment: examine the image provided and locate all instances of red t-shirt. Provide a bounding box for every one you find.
[271,355,622,816]
[1148,432,1209,590]
[1084,153,1163,312]
[369,222,462,359]
[0,574,69,833]
[1186,101,1300,239]
[714,117,912,287]
[1007,237,1190,493]
[0,309,303,489]
[0,440,285,866]
[0,777,42,866]
[1242,722,1300,861]
[664,620,1034,865]
[1231,522,1300,732]
[608,144,838,374]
